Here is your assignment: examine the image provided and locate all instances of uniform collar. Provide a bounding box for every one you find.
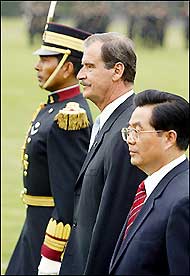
[47,84,81,104]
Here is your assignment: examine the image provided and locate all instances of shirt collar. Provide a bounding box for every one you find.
[99,89,134,129]
[144,154,187,201]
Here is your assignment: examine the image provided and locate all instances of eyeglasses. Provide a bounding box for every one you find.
[121,127,163,142]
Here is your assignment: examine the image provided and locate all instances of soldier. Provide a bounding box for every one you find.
[74,2,110,33]
[5,22,93,275]
[21,1,50,45]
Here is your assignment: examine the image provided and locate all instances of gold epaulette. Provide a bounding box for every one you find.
[54,102,89,130]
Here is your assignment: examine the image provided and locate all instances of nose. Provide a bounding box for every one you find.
[34,61,40,71]
[127,134,136,145]
[77,66,86,80]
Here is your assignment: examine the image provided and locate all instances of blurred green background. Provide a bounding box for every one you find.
[1,1,189,274]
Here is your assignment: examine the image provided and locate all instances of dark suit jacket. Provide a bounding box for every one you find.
[60,94,147,275]
[109,159,189,275]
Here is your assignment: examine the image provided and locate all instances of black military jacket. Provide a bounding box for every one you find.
[22,85,93,223]
[5,84,93,275]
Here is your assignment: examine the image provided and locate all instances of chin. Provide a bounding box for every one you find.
[131,158,144,172]
[130,157,138,166]
[38,80,44,87]
[83,90,91,99]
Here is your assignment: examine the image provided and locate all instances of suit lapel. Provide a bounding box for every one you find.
[75,95,135,186]
[110,159,189,271]
[111,199,154,269]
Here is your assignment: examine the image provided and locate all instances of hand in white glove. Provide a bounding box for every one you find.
[38,256,61,275]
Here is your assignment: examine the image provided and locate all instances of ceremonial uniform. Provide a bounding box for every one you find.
[5,85,92,275]
[5,21,93,275]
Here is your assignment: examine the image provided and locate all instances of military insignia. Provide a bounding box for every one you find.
[48,108,54,113]
[30,122,41,135]
[54,102,89,130]
[21,103,45,167]
[49,96,54,103]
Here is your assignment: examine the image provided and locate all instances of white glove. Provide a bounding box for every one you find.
[38,256,61,275]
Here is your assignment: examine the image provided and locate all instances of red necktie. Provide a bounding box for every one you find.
[123,181,146,239]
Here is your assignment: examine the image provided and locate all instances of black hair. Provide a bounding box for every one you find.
[134,89,189,150]
[56,54,82,77]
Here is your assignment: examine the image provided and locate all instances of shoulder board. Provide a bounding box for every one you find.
[54,102,89,130]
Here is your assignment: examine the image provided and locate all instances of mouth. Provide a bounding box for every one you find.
[80,81,91,89]
[129,150,137,156]
[37,75,43,82]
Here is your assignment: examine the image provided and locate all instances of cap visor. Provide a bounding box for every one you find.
[33,48,60,56]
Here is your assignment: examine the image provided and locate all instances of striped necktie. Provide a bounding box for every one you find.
[123,181,146,239]
[88,116,100,151]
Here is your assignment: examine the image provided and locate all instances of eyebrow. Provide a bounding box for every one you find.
[82,61,95,66]
[128,121,143,128]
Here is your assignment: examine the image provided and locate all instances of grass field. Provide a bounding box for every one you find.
[1,17,189,274]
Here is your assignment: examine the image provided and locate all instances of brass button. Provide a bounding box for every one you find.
[20,188,27,197]
[24,154,28,160]
[24,171,27,176]
[73,221,77,227]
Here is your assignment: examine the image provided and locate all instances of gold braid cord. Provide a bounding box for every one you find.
[54,102,89,130]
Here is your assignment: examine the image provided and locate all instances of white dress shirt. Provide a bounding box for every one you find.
[88,90,134,151]
[144,154,186,202]
[98,89,134,130]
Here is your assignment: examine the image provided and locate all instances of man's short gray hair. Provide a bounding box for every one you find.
[84,32,136,83]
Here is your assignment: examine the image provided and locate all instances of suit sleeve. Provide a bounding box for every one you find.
[41,118,91,262]
[84,131,146,274]
[166,197,189,275]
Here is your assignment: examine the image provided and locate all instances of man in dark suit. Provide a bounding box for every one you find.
[109,89,189,275]
[59,33,146,275]
[5,23,93,275]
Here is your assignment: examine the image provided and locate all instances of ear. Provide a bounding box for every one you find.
[61,62,74,79]
[164,130,177,150]
[112,62,125,81]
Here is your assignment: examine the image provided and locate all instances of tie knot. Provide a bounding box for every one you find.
[88,116,101,151]
[138,181,145,193]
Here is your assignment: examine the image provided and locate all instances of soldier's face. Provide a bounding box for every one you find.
[77,41,114,110]
[34,55,60,91]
